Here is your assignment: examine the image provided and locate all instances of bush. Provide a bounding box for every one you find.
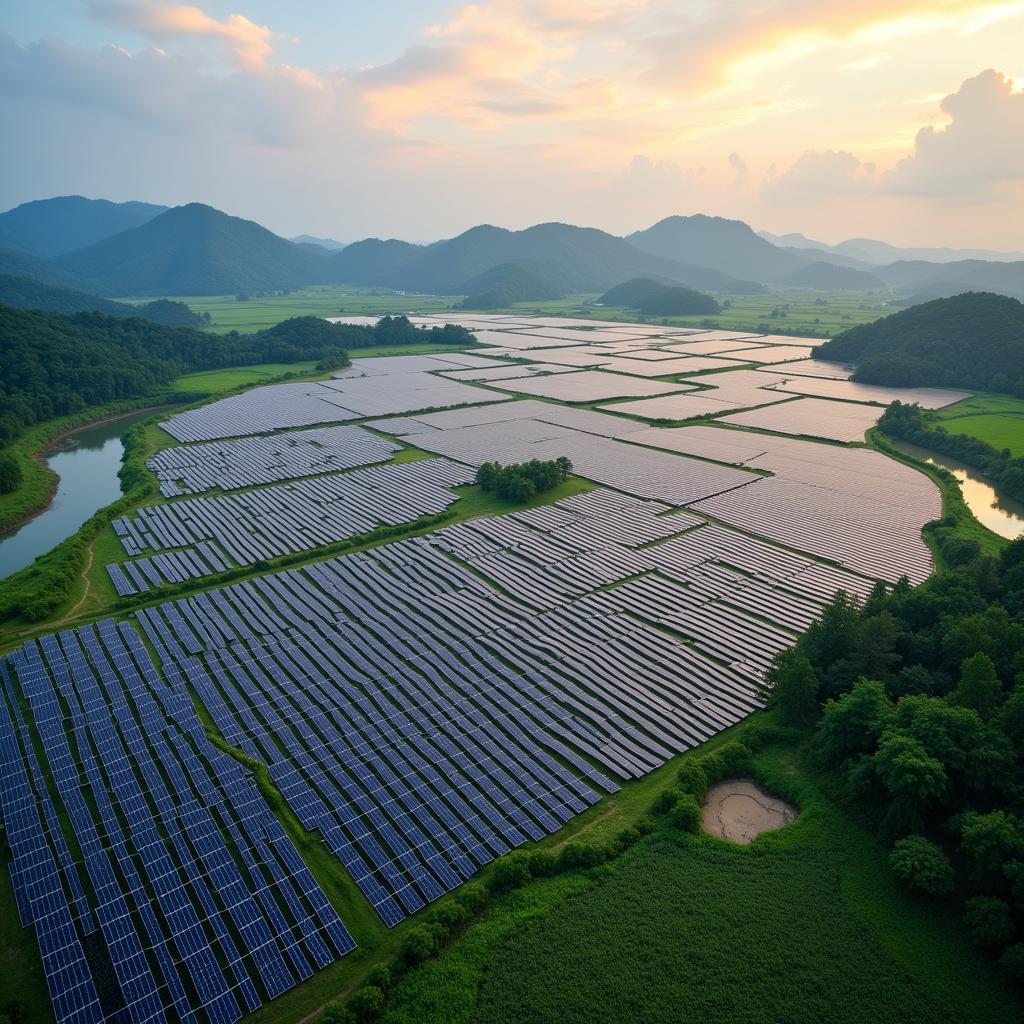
[321,1002,352,1024]
[613,826,641,854]
[963,896,1015,948]
[888,835,955,897]
[668,793,703,834]
[653,786,687,815]
[675,761,708,801]
[399,926,438,965]
[557,841,612,871]
[527,849,558,878]
[364,964,391,993]
[426,901,468,932]
[455,880,489,913]
[490,850,533,891]
[0,451,22,493]
[348,986,385,1023]
[999,943,1024,981]
[709,741,752,779]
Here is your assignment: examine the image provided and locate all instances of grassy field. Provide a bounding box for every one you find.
[131,287,893,339]
[171,361,320,393]
[124,288,460,333]
[936,394,1024,457]
[378,737,1021,1024]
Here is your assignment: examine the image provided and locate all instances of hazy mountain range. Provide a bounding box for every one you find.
[1,196,1022,306]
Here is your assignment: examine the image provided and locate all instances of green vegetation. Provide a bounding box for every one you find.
[0,274,204,326]
[878,402,1024,504]
[937,395,1024,459]
[169,362,319,394]
[817,293,1024,394]
[371,724,1019,1024]
[598,278,720,315]
[460,260,563,309]
[475,458,573,502]
[765,538,1024,979]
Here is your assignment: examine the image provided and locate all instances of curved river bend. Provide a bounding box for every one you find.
[0,409,158,580]
[891,438,1024,541]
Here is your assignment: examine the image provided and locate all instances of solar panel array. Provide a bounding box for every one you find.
[0,622,354,1024]
[719,397,883,442]
[107,542,230,597]
[149,425,400,497]
[112,459,474,565]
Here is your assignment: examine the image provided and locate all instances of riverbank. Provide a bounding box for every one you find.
[0,397,181,538]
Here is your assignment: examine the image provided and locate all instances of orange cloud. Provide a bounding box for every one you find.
[91,2,276,68]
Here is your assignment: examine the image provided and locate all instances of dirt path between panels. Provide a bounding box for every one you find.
[702,778,798,844]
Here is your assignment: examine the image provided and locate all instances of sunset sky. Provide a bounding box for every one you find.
[1,1,1023,247]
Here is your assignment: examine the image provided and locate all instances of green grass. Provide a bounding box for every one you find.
[123,288,461,334]
[378,739,1021,1024]
[170,362,319,393]
[936,394,1024,457]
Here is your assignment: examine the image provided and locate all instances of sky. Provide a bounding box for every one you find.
[1,1,1023,247]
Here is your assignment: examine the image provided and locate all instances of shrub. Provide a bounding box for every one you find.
[527,849,558,878]
[0,451,23,493]
[676,761,708,800]
[998,943,1024,981]
[426,901,468,932]
[668,793,703,834]
[321,1002,352,1024]
[634,815,657,836]
[711,741,752,779]
[455,881,489,913]
[399,926,438,965]
[490,850,533,891]
[348,986,385,1023]
[557,841,611,871]
[888,835,955,897]
[613,826,641,854]
[364,964,391,993]
[963,896,1015,948]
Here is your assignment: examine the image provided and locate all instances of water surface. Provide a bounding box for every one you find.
[891,439,1024,541]
[0,409,158,580]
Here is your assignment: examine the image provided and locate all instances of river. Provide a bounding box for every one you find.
[0,408,158,580]
[891,439,1024,541]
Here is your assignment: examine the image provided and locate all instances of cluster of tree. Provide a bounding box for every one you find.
[0,307,473,445]
[815,292,1024,395]
[878,402,1024,504]
[475,457,573,502]
[764,537,1024,979]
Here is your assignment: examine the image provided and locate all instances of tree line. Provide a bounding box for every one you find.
[879,402,1024,504]
[764,537,1024,980]
[0,308,473,446]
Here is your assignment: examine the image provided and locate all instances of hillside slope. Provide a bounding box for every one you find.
[55,203,331,296]
[0,196,167,257]
[815,292,1024,392]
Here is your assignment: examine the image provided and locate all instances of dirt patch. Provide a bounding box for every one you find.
[702,778,797,844]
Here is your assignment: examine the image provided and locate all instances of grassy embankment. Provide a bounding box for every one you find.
[935,394,1024,457]
[374,730,1022,1024]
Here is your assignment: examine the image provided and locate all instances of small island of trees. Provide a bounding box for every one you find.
[475,457,573,502]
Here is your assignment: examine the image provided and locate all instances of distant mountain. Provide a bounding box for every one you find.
[0,274,203,326]
[330,221,761,296]
[761,229,1024,267]
[459,260,564,309]
[874,260,1024,300]
[55,203,331,296]
[777,246,877,272]
[291,233,346,251]
[628,215,807,284]
[816,292,1024,392]
[634,286,720,317]
[599,277,679,306]
[0,196,167,257]
[0,247,93,290]
[780,261,884,290]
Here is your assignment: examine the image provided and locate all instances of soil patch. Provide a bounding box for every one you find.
[702,777,797,844]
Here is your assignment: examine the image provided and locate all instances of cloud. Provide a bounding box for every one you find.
[91,2,276,69]
[880,68,1024,200]
[762,149,876,203]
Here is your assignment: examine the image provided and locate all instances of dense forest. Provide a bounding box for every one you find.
[878,403,1024,504]
[0,307,472,443]
[766,537,1024,980]
[0,273,204,326]
[816,293,1024,395]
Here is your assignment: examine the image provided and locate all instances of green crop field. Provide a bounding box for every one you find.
[122,287,461,333]
[170,361,320,393]
[378,741,1021,1024]
[936,394,1024,457]
[124,287,892,339]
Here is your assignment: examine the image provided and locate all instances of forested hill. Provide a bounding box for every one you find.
[0,274,204,327]
[816,292,1024,394]
[0,307,471,444]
